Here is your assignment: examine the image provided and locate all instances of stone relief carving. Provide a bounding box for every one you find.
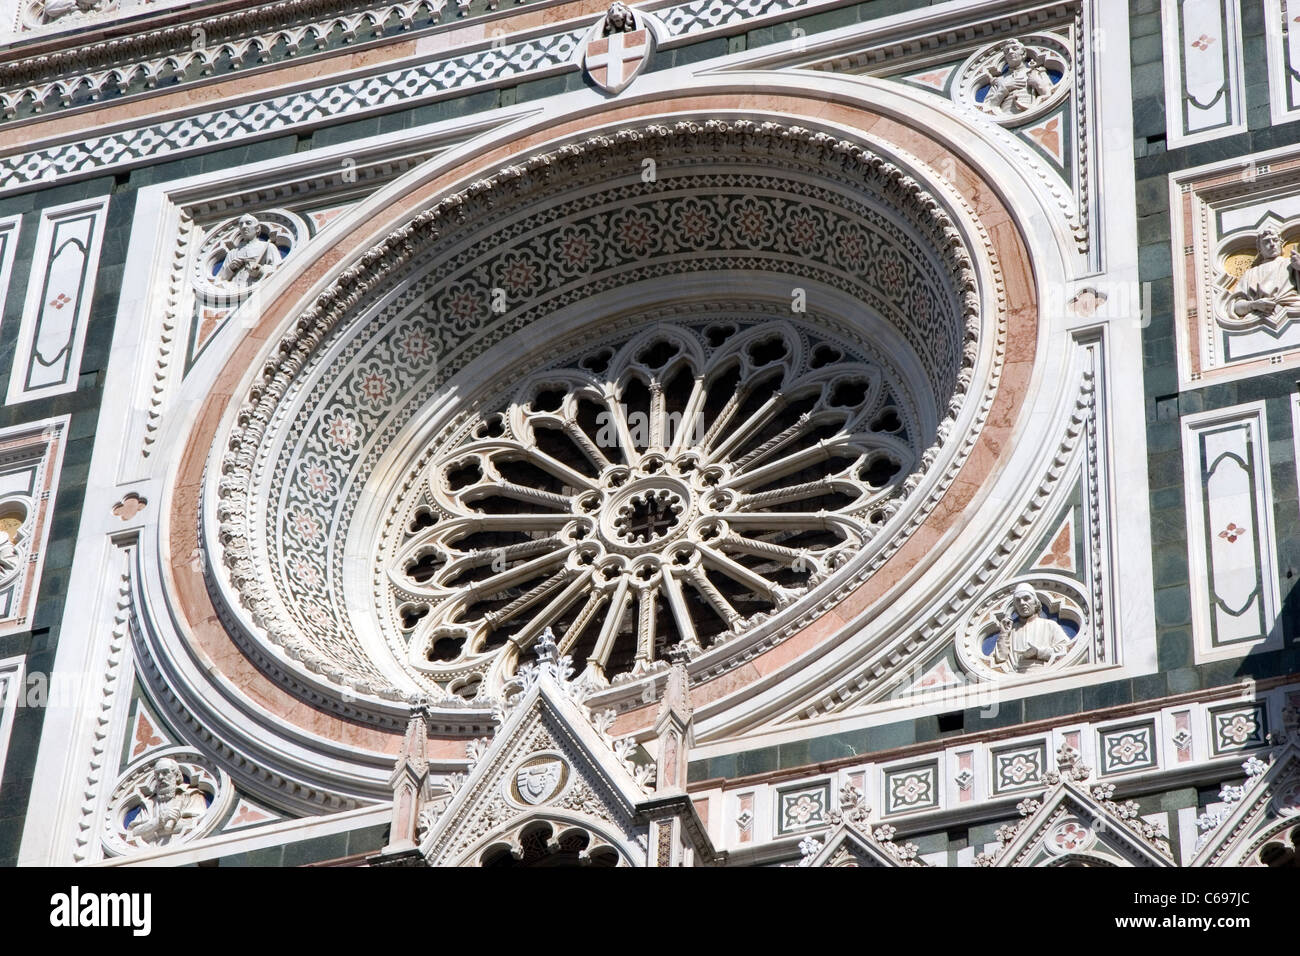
[992,583,1070,672]
[510,753,569,806]
[956,579,1088,680]
[603,1,635,34]
[192,211,304,302]
[582,2,658,95]
[1216,219,1300,331]
[102,750,230,855]
[0,498,28,581]
[24,0,116,27]
[956,35,1072,124]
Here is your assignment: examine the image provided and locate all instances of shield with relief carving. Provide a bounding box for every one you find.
[513,756,567,805]
[581,8,656,96]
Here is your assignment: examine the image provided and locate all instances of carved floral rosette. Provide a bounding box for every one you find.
[191,209,306,304]
[101,747,232,857]
[1213,217,1300,332]
[1042,815,1098,856]
[954,577,1089,681]
[953,34,1072,125]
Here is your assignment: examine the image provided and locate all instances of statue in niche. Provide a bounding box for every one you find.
[39,0,107,21]
[214,214,283,290]
[991,584,1069,672]
[981,39,1055,115]
[1223,222,1300,330]
[602,1,636,34]
[125,757,209,846]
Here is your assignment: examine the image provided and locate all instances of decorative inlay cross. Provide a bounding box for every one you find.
[1218,522,1246,543]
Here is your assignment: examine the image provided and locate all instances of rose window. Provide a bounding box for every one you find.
[207,120,987,714]
[380,318,921,694]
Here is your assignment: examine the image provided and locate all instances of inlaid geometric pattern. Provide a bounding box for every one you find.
[1098,721,1157,775]
[0,0,829,194]
[884,762,939,815]
[7,198,109,403]
[991,742,1047,794]
[1160,0,1246,146]
[776,781,831,835]
[1181,405,1281,656]
[1209,703,1268,754]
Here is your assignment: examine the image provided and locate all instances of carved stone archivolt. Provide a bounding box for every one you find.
[955,579,1088,680]
[101,749,231,856]
[955,35,1072,124]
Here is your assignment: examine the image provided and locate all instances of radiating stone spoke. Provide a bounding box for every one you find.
[464,480,573,512]
[729,411,820,473]
[510,444,602,492]
[461,546,572,602]
[590,575,633,671]
[708,392,786,464]
[667,376,708,457]
[503,569,594,653]
[563,418,613,471]
[661,571,702,653]
[686,565,742,628]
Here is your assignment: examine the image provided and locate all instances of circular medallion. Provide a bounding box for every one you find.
[1045,817,1096,855]
[509,753,570,806]
[954,34,1073,125]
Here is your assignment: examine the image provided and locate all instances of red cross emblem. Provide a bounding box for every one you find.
[583,19,653,95]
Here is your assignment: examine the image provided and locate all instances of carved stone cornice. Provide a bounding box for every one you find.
[0,0,542,118]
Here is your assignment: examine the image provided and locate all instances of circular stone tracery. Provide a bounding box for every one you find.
[206,118,989,709]
[381,318,921,690]
[609,484,687,547]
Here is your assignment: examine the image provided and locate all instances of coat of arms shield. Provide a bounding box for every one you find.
[514,757,565,805]
[581,4,657,96]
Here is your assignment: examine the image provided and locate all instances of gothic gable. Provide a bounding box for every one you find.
[419,668,654,867]
[983,779,1174,868]
[1191,744,1300,868]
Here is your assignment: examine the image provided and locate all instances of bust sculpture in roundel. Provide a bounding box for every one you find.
[992,584,1069,672]
[216,214,283,290]
[126,757,209,846]
[982,39,1055,115]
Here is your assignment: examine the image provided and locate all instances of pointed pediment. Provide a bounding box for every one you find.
[420,674,652,867]
[1190,744,1300,867]
[989,780,1174,867]
[803,822,924,867]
